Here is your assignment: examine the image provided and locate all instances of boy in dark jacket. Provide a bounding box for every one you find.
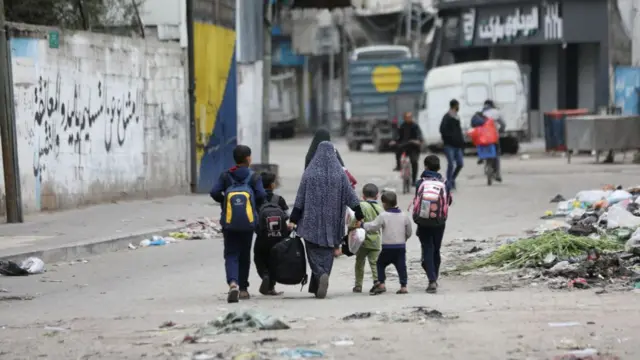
[254,171,291,296]
[210,145,267,303]
[415,155,453,294]
[439,99,465,190]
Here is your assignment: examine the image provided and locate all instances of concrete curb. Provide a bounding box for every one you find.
[0,224,186,264]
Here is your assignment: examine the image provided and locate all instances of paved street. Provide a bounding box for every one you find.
[1,138,640,359]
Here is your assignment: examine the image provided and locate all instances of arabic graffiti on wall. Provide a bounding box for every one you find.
[26,73,143,178]
[460,2,563,47]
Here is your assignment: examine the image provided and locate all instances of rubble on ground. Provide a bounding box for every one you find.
[133,218,222,249]
[454,185,640,291]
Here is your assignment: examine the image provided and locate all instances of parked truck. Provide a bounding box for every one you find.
[345,45,426,152]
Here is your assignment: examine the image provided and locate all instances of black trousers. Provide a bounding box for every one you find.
[253,235,283,289]
[418,226,446,283]
[395,144,420,184]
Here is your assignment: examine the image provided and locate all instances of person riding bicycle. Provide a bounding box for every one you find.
[391,112,423,185]
[471,100,505,182]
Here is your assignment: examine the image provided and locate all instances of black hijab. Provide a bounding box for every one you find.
[304,128,344,169]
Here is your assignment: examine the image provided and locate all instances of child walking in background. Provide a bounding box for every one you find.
[254,171,291,296]
[361,191,412,295]
[351,184,384,293]
[414,155,452,294]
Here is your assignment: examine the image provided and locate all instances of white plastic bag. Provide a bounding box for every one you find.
[607,204,640,229]
[556,199,574,215]
[348,228,366,254]
[625,228,640,253]
[566,208,585,222]
[606,190,632,205]
[20,257,45,274]
[576,190,610,205]
[345,207,355,234]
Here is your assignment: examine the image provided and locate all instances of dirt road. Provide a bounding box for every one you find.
[1,139,638,359]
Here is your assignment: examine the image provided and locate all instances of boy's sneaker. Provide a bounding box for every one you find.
[227,285,240,303]
[426,281,437,294]
[352,286,362,293]
[259,276,271,295]
[239,290,251,300]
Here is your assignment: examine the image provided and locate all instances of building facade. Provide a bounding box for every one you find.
[437,0,617,136]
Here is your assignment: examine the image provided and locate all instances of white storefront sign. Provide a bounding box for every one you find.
[474,3,563,44]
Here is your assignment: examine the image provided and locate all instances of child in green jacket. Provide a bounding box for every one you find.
[351,183,384,293]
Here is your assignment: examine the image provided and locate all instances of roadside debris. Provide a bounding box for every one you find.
[342,312,372,321]
[278,348,325,358]
[183,310,289,344]
[160,321,176,329]
[136,218,223,249]
[341,308,455,323]
[0,257,45,276]
[0,295,34,301]
[548,322,581,328]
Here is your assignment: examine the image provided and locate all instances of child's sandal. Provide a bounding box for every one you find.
[396,288,409,294]
[370,283,386,295]
[352,286,362,293]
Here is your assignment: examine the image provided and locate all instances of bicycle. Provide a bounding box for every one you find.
[477,144,498,186]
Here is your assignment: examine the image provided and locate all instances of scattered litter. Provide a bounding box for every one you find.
[0,257,48,276]
[40,279,63,283]
[278,348,324,358]
[44,326,68,332]
[459,231,622,270]
[253,337,278,346]
[21,257,45,274]
[159,321,176,328]
[568,278,589,289]
[0,288,8,293]
[557,348,598,358]
[551,194,567,203]
[548,322,581,328]
[479,284,516,292]
[467,246,483,253]
[342,312,372,321]
[128,243,137,250]
[331,336,354,346]
[0,295,34,301]
[184,310,289,343]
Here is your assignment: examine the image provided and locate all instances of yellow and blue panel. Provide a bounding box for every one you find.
[348,59,425,119]
[194,22,237,193]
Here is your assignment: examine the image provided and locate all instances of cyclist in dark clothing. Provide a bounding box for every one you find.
[391,112,423,185]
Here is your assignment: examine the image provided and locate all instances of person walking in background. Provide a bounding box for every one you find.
[439,99,464,190]
[480,99,505,181]
[290,141,365,299]
[390,112,423,185]
[210,145,267,303]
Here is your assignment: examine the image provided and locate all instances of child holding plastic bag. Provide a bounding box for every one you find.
[347,184,384,293]
[359,191,412,295]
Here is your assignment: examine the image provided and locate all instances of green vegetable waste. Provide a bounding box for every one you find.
[459,231,623,270]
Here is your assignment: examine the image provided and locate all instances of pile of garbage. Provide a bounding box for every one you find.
[458,185,640,290]
[134,218,222,249]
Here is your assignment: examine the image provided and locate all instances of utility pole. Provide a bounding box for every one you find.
[0,0,23,223]
[186,0,197,193]
[262,0,273,164]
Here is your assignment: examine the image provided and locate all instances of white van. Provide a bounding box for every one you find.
[418,60,528,154]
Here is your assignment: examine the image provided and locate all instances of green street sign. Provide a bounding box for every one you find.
[49,31,59,49]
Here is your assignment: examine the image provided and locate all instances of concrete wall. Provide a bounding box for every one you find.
[0,24,189,215]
